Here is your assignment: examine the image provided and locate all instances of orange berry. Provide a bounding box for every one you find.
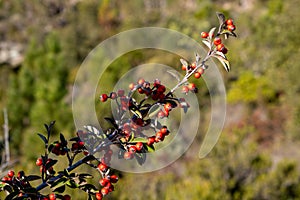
[201,32,209,38]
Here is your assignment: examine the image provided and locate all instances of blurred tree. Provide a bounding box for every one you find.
[7,33,72,155]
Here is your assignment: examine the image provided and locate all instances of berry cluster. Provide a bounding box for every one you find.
[0,12,236,200]
[97,78,189,165]
[95,161,119,200]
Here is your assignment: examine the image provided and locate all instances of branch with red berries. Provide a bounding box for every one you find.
[0,12,236,200]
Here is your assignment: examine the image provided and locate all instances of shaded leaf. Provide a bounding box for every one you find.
[104,117,118,128]
[145,144,155,152]
[148,104,161,118]
[128,132,135,142]
[82,155,96,163]
[23,187,37,194]
[135,152,146,165]
[195,52,201,63]
[60,133,67,146]
[5,191,19,200]
[26,175,41,182]
[37,133,48,144]
[53,185,66,193]
[45,159,57,170]
[66,180,79,188]
[216,12,225,24]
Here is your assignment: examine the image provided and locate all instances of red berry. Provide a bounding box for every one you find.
[201,31,209,38]
[216,43,225,52]
[62,195,71,200]
[129,83,135,90]
[226,19,234,25]
[123,151,134,160]
[7,170,14,178]
[135,142,143,151]
[157,85,166,93]
[182,65,187,71]
[129,145,137,153]
[110,174,119,183]
[191,62,196,69]
[100,94,108,102]
[36,158,43,166]
[164,103,172,112]
[157,110,166,118]
[194,72,201,79]
[227,24,236,31]
[188,83,196,91]
[197,68,205,75]
[49,193,56,200]
[213,37,222,46]
[147,136,155,146]
[99,178,110,187]
[117,89,125,97]
[95,192,103,200]
[101,187,109,195]
[182,86,189,94]
[155,131,164,142]
[221,47,228,54]
[138,78,145,85]
[161,127,169,135]
[97,163,108,172]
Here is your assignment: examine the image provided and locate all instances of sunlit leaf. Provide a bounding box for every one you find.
[180,58,188,68]
[212,55,230,72]
[131,137,148,143]
[208,27,216,40]
[202,40,211,49]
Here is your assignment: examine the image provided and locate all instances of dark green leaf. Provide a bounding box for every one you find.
[23,187,37,194]
[5,191,19,200]
[37,133,48,144]
[26,175,41,181]
[128,132,135,142]
[66,180,79,188]
[145,144,155,152]
[53,185,66,193]
[45,159,57,170]
[82,155,96,163]
[50,177,68,188]
[60,133,67,146]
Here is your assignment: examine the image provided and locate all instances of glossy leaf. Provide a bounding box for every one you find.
[131,137,148,143]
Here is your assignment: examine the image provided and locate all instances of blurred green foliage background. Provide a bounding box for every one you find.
[1,0,300,199]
